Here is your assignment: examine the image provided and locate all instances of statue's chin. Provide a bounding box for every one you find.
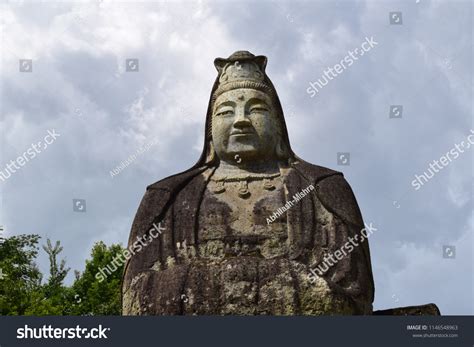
[217,138,275,163]
[217,147,261,164]
[223,144,260,160]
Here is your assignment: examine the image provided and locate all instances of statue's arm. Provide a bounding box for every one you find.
[314,174,375,311]
[122,187,170,314]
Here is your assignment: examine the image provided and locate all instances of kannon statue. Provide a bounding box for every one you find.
[122,51,375,315]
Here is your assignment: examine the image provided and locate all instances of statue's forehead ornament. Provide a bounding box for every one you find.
[219,61,265,84]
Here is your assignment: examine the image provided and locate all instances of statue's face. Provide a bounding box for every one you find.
[212,88,280,163]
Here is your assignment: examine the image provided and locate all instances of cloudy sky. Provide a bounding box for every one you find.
[1,0,472,315]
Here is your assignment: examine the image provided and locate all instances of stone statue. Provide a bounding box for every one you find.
[122,51,375,315]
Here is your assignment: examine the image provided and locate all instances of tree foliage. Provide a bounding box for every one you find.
[69,242,124,315]
[0,234,42,315]
[0,234,124,316]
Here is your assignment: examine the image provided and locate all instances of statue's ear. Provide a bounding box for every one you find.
[276,137,285,159]
[205,140,216,164]
[214,58,227,74]
[275,132,290,160]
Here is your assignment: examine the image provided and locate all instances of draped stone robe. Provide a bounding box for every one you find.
[122,160,374,315]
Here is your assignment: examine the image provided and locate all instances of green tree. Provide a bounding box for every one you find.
[0,234,124,316]
[69,241,125,315]
[42,239,70,295]
[0,234,42,315]
[25,238,71,315]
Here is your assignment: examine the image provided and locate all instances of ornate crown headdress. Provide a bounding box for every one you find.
[213,51,274,97]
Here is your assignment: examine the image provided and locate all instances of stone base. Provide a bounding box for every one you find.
[373,303,440,316]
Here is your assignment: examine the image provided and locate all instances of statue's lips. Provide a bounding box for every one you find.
[230,131,255,137]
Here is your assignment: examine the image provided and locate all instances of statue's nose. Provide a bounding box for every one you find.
[233,108,251,128]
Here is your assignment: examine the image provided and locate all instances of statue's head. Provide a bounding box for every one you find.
[200,51,293,167]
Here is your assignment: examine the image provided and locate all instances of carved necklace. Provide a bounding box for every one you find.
[210,172,281,198]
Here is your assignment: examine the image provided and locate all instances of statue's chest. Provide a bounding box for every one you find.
[197,178,289,258]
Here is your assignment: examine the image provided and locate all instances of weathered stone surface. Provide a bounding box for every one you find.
[122,51,376,315]
[373,304,441,316]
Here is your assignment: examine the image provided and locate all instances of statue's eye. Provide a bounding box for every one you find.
[216,109,234,117]
[250,106,268,114]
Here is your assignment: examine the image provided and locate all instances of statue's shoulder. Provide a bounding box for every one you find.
[133,167,208,220]
[292,160,342,183]
[293,160,363,227]
[146,166,207,192]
